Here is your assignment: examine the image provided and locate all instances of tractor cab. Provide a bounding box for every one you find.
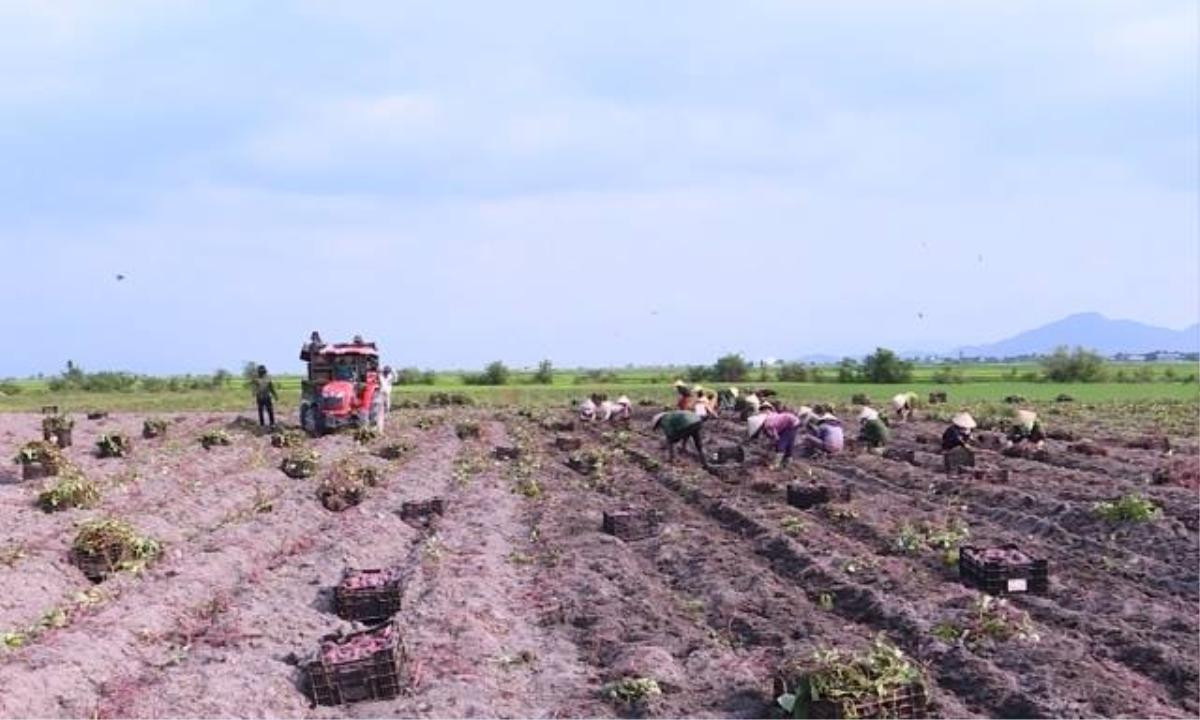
[298,340,380,435]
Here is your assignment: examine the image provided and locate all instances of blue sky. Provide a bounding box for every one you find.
[1,1,1196,376]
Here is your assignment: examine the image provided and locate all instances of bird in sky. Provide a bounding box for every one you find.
[115,274,126,281]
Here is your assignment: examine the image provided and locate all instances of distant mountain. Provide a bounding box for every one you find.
[955,313,1200,358]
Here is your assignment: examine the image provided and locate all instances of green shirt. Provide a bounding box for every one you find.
[658,411,702,439]
[860,418,889,448]
[252,376,278,401]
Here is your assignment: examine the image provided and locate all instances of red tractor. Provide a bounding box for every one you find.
[298,339,380,435]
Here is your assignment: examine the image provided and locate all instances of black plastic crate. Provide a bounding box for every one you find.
[943,446,976,474]
[307,623,404,706]
[399,498,445,528]
[602,509,663,541]
[786,483,849,510]
[334,568,404,623]
[959,544,1048,595]
[808,682,930,719]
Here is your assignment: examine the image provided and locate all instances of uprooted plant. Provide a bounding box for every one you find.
[96,433,131,458]
[14,441,67,473]
[931,595,1039,650]
[142,419,169,439]
[603,677,662,708]
[317,459,382,511]
[36,468,100,512]
[893,518,970,565]
[280,448,319,479]
[270,428,307,448]
[72,518,161,579]
[1093,494,1161,523]
[377,442,412,460]
[353,426,379,445]
[776,636,928,719]
[199,429,232,450]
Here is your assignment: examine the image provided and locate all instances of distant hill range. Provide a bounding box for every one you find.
[953,312,1200,359]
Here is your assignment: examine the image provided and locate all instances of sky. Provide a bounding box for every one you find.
[1,0,1196,376]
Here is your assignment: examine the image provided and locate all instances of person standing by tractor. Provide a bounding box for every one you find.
[252,365,278,428]
[379,366,396,413]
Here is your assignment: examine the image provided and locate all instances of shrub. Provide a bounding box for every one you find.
[1040,346,1107,382]
[685,365,712,383]
[270,429,306,448]
[861,348,913,383]
[0,380,22,395]
[140,376,167,392]
[930,365,966,384]
[463,361,509,386]
[533,360,554,385]
[778,363,809,382]
[394,367,437,385]
[836,358,861,383]
[712,354,749,382]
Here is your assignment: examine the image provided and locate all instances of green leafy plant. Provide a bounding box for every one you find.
[603,677,662,706]
[892,519,970,555]
[1093,494,1161,523]
[96,433,130,458]
[931,596,1039,650]
[776,636,926,719]
[781,516,807,537]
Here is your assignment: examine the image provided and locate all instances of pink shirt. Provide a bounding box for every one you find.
[762,412,802,438]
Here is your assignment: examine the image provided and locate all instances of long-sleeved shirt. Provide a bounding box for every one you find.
[859,418,889,448]
[762,412,802,439]
[815,422,844,452]
[942,426,972,451]
[658,411,703,439]
[251,376,278,401]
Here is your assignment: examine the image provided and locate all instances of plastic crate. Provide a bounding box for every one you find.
[787,483,850,510]
[602,509,663,541]
[22,462,52,482]
[42,428,72,448]
[959,544,1048,595]
[335,568,404,623]
[399,498,445,527]
[714,445,745,464]
[943,446,975,474]
[807,682,930,719]
[307,623,404,706]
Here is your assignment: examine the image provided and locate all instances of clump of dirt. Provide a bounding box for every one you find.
[280,449,319,479]
[36,468,100,512]
[1068,440,1108,457]
[96,433,131,458]
[199,430,232,450]
[377,442,413,460]
[455,422,481,440]
[353,426,379,445]
[1153,458,1200,489]
[71,518,161,582]
[142,419,169,439]
[1125,435,1171,452]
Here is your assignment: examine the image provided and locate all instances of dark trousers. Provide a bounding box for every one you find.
[257,396,275,426]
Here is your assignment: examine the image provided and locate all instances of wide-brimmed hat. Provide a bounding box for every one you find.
[747,413,768,438]
[729,387,740,398]
[673,379,688,388]
[616,395,631,406]
[1014,409,1037,430]
[952,412,977,430]
[859,407,879,422]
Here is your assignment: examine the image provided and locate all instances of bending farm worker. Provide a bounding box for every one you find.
[651,410,712,470]
[735,392,762,419]
[578,397,597,421]
[747,410,803,470]
[1006,410,1045,449]
[673,380,694,411]
[802,406,844,456]
[858,407,889,453]
[942,412,977,451]
[252,365,278,428]
[718,386,740,412]
[598,396,632,422]
[891,392,919,421]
